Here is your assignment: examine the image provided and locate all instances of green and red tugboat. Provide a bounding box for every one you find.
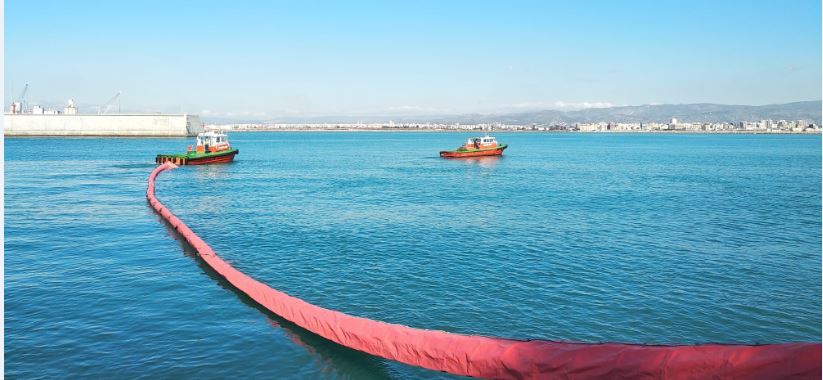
[155,131,239,165]
[440,134,508,158]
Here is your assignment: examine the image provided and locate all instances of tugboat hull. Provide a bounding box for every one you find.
[186,150,238,165]
[155,149,238,165]
[440,144,507,158]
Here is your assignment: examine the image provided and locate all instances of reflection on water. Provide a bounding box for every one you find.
[161,217,404,379]
[459,156,501,168]
[192,162,234,180]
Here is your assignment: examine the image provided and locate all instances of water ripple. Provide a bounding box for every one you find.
[6,133,821,378]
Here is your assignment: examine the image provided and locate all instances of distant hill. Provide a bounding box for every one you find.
[205,100,822,125]
[431,101,822,125]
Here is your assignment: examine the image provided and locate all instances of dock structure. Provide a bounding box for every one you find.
[3,114,204,137]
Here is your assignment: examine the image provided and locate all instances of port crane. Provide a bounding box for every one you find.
[98,91,122,114]
[11,83,29,113]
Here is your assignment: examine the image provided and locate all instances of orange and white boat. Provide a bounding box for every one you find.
[440,134,508,158]
[155,131,239,165]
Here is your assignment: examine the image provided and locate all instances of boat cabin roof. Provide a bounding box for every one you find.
[196,131,229,145]
[197,131,228,138]
[467,135,497,144]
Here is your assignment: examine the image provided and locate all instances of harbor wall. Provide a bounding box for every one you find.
[3,114,204,137]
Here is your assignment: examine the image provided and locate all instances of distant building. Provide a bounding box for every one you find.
[63,99,77,115]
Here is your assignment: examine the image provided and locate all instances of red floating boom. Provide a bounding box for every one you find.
[147,162,821,379]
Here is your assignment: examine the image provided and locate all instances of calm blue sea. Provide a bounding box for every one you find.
[5,132,822,378]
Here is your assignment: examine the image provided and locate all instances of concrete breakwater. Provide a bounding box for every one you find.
[3,114,204,137]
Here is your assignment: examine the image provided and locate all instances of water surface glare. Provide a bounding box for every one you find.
[6,132,822,378]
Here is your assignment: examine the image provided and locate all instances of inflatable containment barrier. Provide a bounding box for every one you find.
[147,162,821,379]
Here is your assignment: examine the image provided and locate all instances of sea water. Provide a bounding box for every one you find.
[5,132,821,378]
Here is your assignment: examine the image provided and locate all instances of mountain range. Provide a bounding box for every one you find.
[442,100,823,125]
[205,100,822,125]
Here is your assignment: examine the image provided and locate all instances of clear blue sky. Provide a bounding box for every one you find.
[5,0,822,119]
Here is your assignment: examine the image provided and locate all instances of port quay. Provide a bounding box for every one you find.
[5,113,204,137]
[4,97,204,137]
[4,102,819,136]
[4,94,818,136]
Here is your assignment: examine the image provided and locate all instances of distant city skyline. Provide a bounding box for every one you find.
[5,0,822,119]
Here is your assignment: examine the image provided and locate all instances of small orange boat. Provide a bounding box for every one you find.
[440,134,508,158]
[155,131,239,165]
